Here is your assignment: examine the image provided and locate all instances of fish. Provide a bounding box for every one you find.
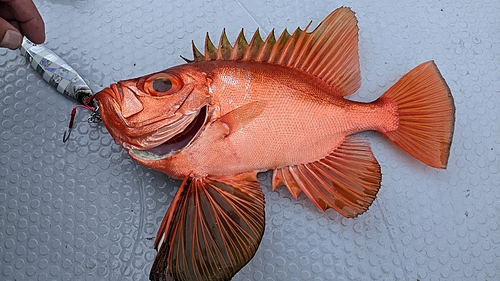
[93,7,455,281]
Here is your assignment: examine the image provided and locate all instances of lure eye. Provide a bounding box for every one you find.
[145,74,182,96]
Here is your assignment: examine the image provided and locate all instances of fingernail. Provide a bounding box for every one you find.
[1,30,23,50]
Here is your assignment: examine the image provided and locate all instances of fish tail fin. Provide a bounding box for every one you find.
[380,61,455,168]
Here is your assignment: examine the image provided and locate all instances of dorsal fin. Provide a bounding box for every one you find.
[187,7,361,96]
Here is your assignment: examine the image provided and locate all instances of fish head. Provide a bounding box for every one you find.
[95,64,212,164]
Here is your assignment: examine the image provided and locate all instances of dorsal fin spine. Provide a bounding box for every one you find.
[268,29,290,64]
[204,33,217,61]
[230,30,248,60]
[241,28,264,61]
[288,22,312,68]
[217,29,232,60]
[192,41,203,62]
[255,30,276,62]
[243,29,263,61]
[276,28,301,66]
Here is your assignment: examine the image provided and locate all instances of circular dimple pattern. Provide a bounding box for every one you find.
[1,0,499,280]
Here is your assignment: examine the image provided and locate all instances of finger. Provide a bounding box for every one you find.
[4,0,45,43]
[0,17,22,50]
[20,14,45,44]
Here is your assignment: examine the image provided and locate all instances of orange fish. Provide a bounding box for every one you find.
[94,7,455,281]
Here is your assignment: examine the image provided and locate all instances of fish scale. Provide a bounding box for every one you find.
[194,61,395,170]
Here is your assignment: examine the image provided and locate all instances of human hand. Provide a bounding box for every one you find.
[0,0,45,50]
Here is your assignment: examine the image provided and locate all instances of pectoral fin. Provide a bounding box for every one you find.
[149,172,265,281]
[272,136,381,218]
[218,100,267,135]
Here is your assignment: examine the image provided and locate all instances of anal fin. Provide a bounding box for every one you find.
[272,136,381,218]
[149,172,265,281]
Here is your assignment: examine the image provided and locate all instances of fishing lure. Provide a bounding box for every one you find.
[19,38,99,141]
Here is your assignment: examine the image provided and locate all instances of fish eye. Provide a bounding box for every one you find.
[145,74,183,96]
[153,78,172,92]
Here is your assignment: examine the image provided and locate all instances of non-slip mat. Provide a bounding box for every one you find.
[1,0,499,280]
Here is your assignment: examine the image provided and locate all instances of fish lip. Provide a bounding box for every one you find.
[96,84,192,146]
[98,83,160,128]
[129,106,207,160]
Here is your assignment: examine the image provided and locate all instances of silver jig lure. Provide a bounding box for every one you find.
[19,38,99,142]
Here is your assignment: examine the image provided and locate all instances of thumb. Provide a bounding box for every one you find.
[0,18,23,50]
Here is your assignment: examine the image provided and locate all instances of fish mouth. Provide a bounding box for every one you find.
[130,106,207,160]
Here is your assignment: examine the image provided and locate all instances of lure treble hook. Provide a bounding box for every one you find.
[62,95,98,143]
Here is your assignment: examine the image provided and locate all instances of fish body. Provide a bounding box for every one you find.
[94,7,455,281]
[122,60,398,179]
